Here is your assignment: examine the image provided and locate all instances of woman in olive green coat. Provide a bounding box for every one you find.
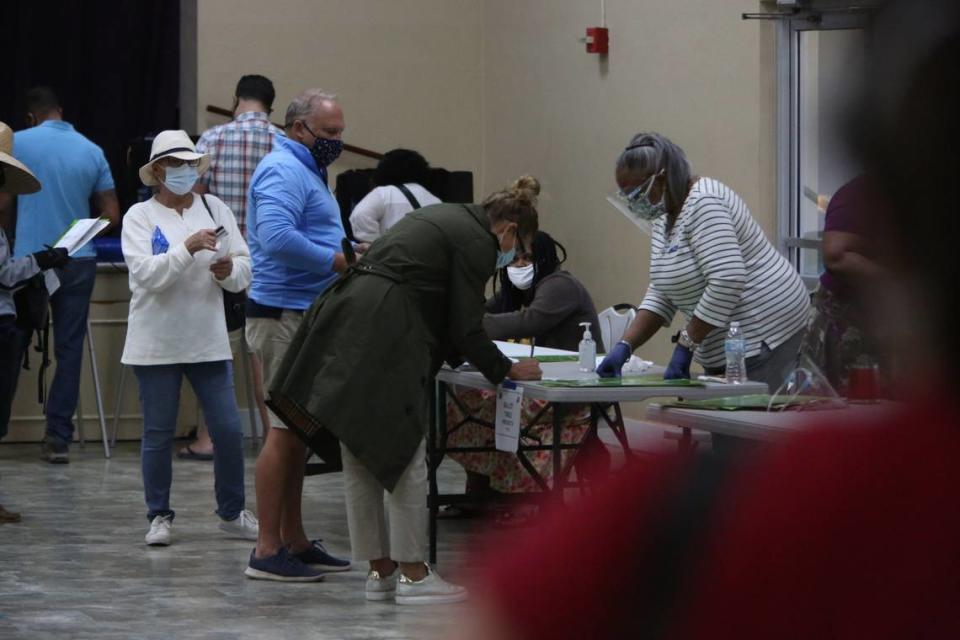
[268,176,542,605]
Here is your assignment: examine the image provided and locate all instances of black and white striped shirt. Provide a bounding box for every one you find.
[639,178,810,368]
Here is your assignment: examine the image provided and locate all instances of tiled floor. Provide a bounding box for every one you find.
[0,441,481,640]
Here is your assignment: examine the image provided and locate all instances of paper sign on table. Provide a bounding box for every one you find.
[495,380,524,453]
[55,218,110,256]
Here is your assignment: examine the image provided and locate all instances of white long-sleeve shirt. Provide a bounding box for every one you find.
[121,194,251,365]
[348,184,441,242]
[639,178,809,368]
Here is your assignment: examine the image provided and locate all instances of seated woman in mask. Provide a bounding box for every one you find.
[446,227,604,501]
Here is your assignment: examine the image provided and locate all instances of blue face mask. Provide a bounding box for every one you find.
[495,227,517,269]
[162,165,199,195]
[496,246,516,270]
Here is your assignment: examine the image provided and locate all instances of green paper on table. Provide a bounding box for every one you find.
[539,374,705,388]
[666,394,843,411]
[531,355,579,363]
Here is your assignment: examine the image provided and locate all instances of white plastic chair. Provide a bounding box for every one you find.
[597,303,637,353]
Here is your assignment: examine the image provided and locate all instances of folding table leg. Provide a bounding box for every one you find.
[86,321,111,459]
[237,335,260,446]
[552,404,564,500]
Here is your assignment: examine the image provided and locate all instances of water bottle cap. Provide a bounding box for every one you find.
[730,321,740,328]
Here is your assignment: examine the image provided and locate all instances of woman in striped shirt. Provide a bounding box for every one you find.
[597,132,810,390]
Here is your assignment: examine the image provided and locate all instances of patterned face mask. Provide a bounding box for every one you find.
[300,121,343,169]
[617,170,667,221]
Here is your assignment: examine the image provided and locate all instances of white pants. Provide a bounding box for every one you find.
[341,439,427,563]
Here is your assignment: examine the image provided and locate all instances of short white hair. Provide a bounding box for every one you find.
[284,88,338,128]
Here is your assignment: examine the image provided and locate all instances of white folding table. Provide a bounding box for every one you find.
[428,359,767,562]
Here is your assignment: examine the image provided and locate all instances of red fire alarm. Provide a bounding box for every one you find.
[585,27,609,54]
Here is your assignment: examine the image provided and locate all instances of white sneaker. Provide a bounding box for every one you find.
[145,515,172,546]
[395,564,468,605]
[365,569,398,601]
[218,510,259,540]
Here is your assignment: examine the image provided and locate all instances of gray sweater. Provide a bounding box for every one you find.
[484,270,604,353]
[0,228,40,317]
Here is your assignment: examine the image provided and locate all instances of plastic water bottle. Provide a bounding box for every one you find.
[724,322,747,384]
[578,322,596,372]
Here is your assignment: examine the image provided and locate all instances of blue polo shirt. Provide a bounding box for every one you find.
[247,134,344,310]
[13,120,114,258]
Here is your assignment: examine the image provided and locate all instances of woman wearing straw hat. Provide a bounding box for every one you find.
[121,130,257,546]
[0,121,70,524]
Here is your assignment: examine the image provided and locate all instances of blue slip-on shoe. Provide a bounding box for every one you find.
[294,540,352,572]
[244,547,325,582]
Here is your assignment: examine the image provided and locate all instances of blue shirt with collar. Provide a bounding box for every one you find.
[247,133,344,310]
[13,120,115,258]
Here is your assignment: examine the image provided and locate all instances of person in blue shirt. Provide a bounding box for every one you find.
[12,87,120,463]
[243,89,352,582]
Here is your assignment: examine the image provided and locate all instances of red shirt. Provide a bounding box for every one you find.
[484,403,960,639]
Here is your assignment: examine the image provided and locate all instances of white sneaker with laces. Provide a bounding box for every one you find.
[395,564,468,605]
[365,569,398,601]
[145,515,173,546]
[218,510,259,540]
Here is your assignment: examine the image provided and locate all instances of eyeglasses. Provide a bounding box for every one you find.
[160,157,201,168]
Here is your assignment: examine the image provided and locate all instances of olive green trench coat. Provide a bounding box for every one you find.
[268,203,513,491]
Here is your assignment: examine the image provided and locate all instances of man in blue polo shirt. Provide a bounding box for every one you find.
[243,89,352,581]
[13,87,120,463]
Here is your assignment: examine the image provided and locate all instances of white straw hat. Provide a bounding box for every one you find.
[0,122,41,195]
[139,129,210,187]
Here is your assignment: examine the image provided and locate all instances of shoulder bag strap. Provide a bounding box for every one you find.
[396,184,421,210]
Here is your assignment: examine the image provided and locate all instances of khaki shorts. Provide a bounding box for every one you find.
[245,310,304,430]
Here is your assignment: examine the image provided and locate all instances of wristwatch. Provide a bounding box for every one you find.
[673,329,700,352]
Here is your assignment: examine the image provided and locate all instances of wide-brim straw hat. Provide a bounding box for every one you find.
[0,122,41,194]
[139,129,210,187]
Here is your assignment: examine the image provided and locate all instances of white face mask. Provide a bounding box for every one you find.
[507,264,535,290]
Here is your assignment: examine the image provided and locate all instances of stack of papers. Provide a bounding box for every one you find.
[55,218,110,256]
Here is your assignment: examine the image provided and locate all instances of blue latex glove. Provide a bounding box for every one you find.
[597,342,632,378]
[663,344,694,380]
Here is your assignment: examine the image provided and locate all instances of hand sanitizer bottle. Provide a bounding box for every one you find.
[579,322,596,372]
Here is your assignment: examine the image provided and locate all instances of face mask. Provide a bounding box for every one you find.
[162,165,199,195]
[310,137,343,169]
[619,170,667,221]
[507,264,535,290]
[495,227,517,269]
[496,246,516,270]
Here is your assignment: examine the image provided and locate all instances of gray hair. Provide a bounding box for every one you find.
[616,132,692,214]
[284,88,339,128]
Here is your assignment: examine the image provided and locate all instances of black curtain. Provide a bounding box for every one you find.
[0,0,180,214]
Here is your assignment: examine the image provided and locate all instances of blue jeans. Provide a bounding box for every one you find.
[45,258,97,445]
[134,361,245,521]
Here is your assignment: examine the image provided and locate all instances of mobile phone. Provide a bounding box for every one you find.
[214,226,227,239]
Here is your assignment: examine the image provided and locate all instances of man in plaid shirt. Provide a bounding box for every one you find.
[195,75,283,237]
[182,75,281,460]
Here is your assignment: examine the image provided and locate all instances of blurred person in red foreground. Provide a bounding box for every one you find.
[461,2,960,638]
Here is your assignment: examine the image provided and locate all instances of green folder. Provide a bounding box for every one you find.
[531,355,580,363]
[539,374,705,388]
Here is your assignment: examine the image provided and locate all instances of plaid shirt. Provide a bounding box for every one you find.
[196,111,283,236]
